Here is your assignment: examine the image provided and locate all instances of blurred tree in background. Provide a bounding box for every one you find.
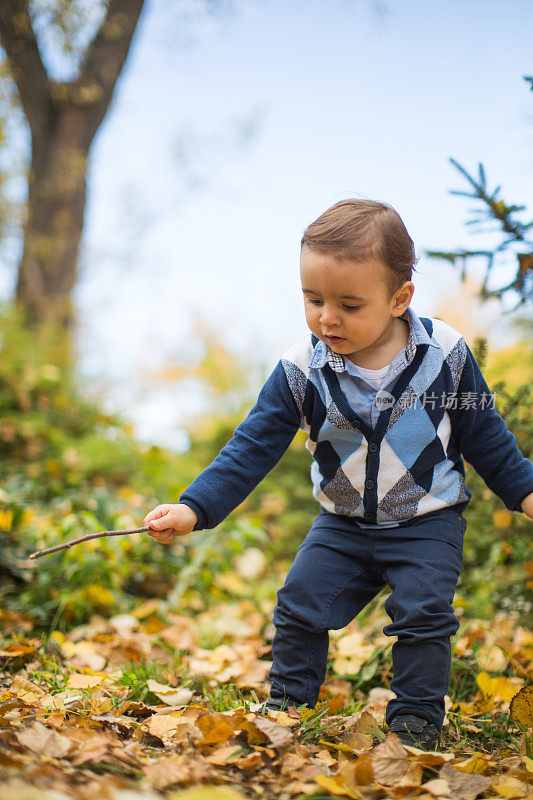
[425,75,533,311]
[0,0,145,342]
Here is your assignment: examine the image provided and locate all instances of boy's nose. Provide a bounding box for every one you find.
[319,309,340,326]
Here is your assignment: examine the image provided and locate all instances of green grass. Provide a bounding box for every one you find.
[30,652,69,693]
[118,658,184,703]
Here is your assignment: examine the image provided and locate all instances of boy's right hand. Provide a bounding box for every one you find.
[143,504,199,543]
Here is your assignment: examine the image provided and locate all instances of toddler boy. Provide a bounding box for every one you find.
[145,199,533,750]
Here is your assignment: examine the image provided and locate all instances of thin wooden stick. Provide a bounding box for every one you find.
[28,526,151,559]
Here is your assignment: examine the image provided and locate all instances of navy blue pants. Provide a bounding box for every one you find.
[269,506,466,729]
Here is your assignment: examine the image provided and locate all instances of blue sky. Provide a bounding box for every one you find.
[7,0,533,449]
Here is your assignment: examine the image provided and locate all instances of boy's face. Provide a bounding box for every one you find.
[300,245,414,364]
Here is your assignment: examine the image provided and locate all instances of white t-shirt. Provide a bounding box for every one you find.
[347,362,392,391]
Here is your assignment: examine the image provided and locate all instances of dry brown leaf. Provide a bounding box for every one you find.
[321,678,353,704]
[265,709,300,728]
[353,709,382,735]
[144,752,218,791]
[238,658,272,688]
[8,675,46,703]
[0,640,39,658]
[370,733,409,786]
[252,714,294,748]
[40,688,83,708]
[237,751,263,773]
[0,695,29,717]
[393,760,424,792]
[423,777,451,796]
[340,731,374,752]
[204,744,244,765]
[280,752,308,776]
[365,687,396,725]
[146,679,193,706]
[71,736,111,765]
[90,712,137,737]
[148,714,201,744]
[439,763,492,800]
[195,711,235,746]
[15,720,73,758]
[403,746,455,765]
[315,748,337,768]
[39,710,65,728]
[340,752,375,786]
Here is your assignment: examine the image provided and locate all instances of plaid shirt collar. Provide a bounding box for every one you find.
[308,306,439,374]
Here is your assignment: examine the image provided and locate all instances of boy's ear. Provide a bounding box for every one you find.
[392,281,415,314]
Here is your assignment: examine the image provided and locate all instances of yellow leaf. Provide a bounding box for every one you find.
[131,599,160,619]
[492,510,512,528]
[476,671,523,702]
[168,787,248,800]
[491,775,529,798]
[452,752,490,774]
[66,673,105,689]
[523,755,533,773]
[0,508,14,530]
[60,640,76,658]
[84,584,115,607]
[475,644,508,672]
[509,685,533,728]
[196,712,234,746]
[298,706,318,722]
[315,774,363,798]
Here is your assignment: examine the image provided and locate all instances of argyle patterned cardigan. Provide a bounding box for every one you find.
[180,316,533,530]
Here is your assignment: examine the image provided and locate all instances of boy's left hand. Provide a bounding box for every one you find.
[521,492,533,520]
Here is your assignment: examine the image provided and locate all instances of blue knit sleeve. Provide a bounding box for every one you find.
[179,359,302,530]
[448,343,533,512]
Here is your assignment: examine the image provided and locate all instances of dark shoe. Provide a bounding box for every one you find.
[388,713,441,751]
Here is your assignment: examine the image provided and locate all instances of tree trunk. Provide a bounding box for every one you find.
[0,0,145,340]
[18,118,89,333]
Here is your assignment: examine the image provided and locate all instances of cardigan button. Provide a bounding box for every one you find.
[368,442,378,453]
[365,479,375,490]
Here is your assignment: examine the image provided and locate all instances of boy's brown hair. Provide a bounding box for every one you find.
[301,199,419,298]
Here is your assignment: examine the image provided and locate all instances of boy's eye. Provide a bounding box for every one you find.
[306,299,360,311]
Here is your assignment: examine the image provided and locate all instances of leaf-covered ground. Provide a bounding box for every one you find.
[1,586,532,800]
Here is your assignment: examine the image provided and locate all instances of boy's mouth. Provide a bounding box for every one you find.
[324,335,346,344]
